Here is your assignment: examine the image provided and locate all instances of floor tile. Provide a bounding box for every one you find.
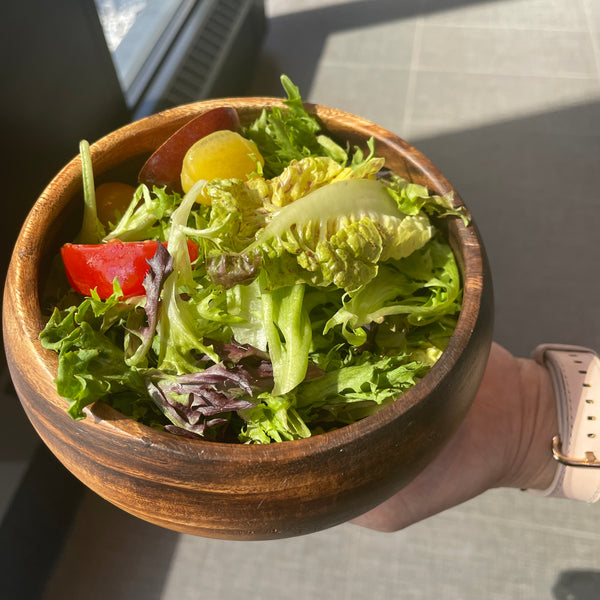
[417,26,598,78]
[407,71,600,138]
[584,0,600,32]
[309,63,411,136]
[248,0,439,99]
[421,0,589,31]
[591,32,600,72]
[42,488,600,600]
[317,18,417,67]
[412,103,600,356]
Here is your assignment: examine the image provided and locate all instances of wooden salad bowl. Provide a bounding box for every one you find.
[3,98,493,540]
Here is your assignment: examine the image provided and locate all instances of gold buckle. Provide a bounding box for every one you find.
[552,435,600,468]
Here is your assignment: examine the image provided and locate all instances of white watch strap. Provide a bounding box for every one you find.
[530,344,600,502]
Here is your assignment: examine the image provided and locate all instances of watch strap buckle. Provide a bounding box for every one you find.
[552,435,600,468]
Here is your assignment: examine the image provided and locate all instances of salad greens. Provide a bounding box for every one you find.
[40,75,467,444]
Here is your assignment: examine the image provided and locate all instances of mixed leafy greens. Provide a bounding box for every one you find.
[40,76,466,444]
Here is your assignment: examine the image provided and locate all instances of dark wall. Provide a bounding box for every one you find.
[0,3,130,593]
[1,0,131,294]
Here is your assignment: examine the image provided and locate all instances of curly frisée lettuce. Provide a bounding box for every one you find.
[39,75,468,444]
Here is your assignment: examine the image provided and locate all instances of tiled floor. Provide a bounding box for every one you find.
[13,0,600,598]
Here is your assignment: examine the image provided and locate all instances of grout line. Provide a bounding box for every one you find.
[401,16,424,138]
[399,66,598,81]
[412,22,590,34]
[451,505,600,542]
[583,0,600,80]
[318,60,599,82]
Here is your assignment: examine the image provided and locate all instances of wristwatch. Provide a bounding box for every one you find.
[529,344,600,502]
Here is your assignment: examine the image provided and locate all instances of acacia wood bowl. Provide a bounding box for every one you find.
[3,98,493,540]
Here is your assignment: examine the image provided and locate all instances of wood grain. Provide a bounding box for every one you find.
[2,99,493,540]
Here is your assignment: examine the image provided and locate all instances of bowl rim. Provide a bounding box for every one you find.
[5,96,486,461]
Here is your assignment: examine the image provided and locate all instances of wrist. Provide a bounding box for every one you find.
[499,356,558,491]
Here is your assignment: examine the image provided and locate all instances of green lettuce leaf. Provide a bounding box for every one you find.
[39,287,147,419]
[382,172,470,224]
[203,154,385,259]
[243,178,432,293]
[77,140,104,244]
[202,178,269,252]
[155,183,227,372]
[246,154,384,208]
[104,184,185,242]
[259,276,312,396]
[324,237,462,345]
[238,392,311,443]
[243,74,349,177]
[295,352,430,425]
[226,278,269,352]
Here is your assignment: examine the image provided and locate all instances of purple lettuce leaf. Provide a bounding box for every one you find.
[204,339,275,390]
[145,363,256,437]
[126,243,173,364]
[206,250,262,289]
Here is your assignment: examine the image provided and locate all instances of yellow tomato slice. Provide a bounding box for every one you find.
[180,130,264,202]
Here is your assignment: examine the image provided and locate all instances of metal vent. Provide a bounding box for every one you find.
[134,0,265,118]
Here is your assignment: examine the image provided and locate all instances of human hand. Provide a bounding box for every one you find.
[352,342,558,531]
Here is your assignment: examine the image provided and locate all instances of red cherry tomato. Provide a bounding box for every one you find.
[61,239,199,298]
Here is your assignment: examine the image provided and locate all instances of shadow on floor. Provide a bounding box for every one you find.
[553,570,600,600]
[413,99,600,356]
[0,445,85,600]
[41,493,181,600]
[249,0,505,95]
